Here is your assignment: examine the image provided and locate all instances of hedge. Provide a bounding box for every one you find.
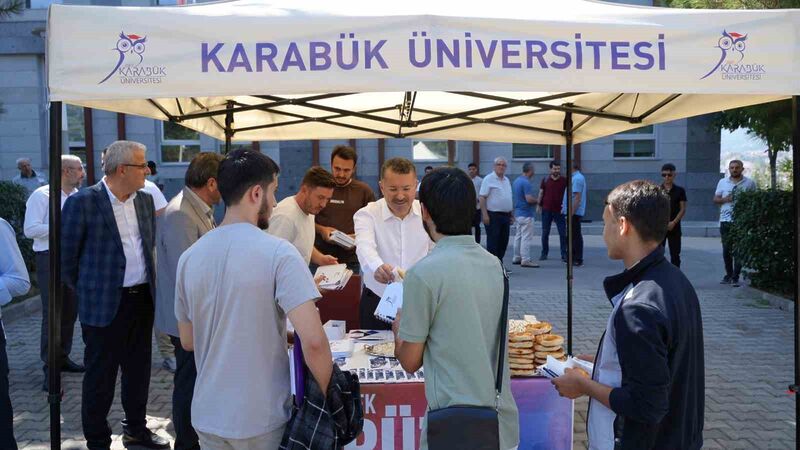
[729,189,795,298]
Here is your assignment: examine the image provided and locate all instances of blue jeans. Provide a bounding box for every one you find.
[541,210,567,259]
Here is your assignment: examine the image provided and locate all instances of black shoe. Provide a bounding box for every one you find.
[122,430,170,449]
[573,261,583,267]
[561,257,567,263]
[62,358,85,373]
[720,275,732,285]
[539,254,547,261]
[732,278,740,287]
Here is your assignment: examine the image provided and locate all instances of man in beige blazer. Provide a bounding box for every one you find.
[155,152,224,450]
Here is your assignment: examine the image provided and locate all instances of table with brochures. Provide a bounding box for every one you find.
[292,332,574,450]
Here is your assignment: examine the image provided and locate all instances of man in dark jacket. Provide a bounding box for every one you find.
[552,180,704,450]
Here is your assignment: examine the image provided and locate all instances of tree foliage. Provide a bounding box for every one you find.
[729,189,795,297]
[0,0,23,19]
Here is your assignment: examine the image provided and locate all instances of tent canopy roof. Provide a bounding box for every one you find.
[47,0,800,144]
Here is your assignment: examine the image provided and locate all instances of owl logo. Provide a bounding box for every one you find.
[99,32,147,84]
[701,30,747,80]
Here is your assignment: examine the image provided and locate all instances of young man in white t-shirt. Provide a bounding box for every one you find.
[713,159,756,287]
[175,149,332,450]
[268,166,337,266]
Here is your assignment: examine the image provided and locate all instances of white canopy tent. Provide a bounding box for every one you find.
[44,0,800,448]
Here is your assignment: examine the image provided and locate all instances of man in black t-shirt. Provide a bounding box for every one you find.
[660,163,687,267]
[315,145,376,271]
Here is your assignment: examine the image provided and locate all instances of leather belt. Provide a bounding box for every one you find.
[121,283,149,295]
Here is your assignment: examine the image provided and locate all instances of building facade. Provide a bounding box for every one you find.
[0,0,721,221]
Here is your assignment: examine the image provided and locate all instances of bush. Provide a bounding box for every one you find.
[729,189,795,298]
[0,181,36,279]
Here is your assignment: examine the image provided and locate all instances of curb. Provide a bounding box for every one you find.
[2,295,42,324]
[739,286,794,312]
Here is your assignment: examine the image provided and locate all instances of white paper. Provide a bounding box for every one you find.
[374,282,403,323]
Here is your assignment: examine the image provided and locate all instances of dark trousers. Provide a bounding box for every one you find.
[170,336,199,450]
[472,209,482,244]
[720,222,742,280]
[0,320,18,450]
[570,215,584,264]
[541,210,567,259]
[486,211,512,261]
[37,251,78,369]
[81,286,154,450]
[661,228,682,268]
[359,287,392,331]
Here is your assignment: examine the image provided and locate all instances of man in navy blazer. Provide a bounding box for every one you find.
[62,140,169,450]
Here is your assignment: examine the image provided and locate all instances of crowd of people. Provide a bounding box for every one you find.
[0,140,758,449]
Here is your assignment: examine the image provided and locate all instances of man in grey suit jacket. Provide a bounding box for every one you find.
[155,152,223,450]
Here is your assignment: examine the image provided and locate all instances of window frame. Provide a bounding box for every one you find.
[511,143,556,161]
[159,121,202,165]
[612,125,658,160]
[411,139,450,163]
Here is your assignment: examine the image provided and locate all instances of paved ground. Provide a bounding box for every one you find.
[5,235,797,449]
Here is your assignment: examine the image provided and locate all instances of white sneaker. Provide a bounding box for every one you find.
[162,357,177,374]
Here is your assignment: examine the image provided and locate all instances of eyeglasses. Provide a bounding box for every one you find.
[123,163,148,170]
[661,173,674,178]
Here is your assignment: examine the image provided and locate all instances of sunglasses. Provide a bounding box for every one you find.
[661,173,674,178]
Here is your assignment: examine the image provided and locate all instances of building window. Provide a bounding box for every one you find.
[512,143,554,160]
[161,122,201,163]
[412,140,448,162]
[65,104,87,163]
[613,125,656,158]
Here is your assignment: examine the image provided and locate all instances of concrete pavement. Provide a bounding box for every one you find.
[5,235,796,449]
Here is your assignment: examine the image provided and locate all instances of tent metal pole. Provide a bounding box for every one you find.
[48,101,63,450]
[564,111,574,356]
[791,95,799,445]
[225,101,233,154]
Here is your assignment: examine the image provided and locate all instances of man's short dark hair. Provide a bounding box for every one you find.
[419,167,474,236]
[302,166,336,189]
[147,160,157,175]
[185,152,224,189]
[424,165,434,171]
[606,180,670,243]
[573,161,581,170]
[661,163,676,172]
[331,145,357,165]
[217,149,280,206]
[381,158,416,179]
[468,162,477,169]
[522,162,534,174]
[729,159,744,167]
[549,160,561,169]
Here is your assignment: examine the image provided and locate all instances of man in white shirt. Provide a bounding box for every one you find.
[175,149,332,450]
[713,159,757,287]
[480,157,514,267]
[268,167,338,266]
[468,163,483,243]
[104,147,171,371]
[355,158,432,330]
[1,217,31,450]
[24,155,86,389]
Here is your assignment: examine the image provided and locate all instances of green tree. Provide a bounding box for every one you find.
[663,0,799,190]
[715,100,793,190]
[0,0,23,19]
